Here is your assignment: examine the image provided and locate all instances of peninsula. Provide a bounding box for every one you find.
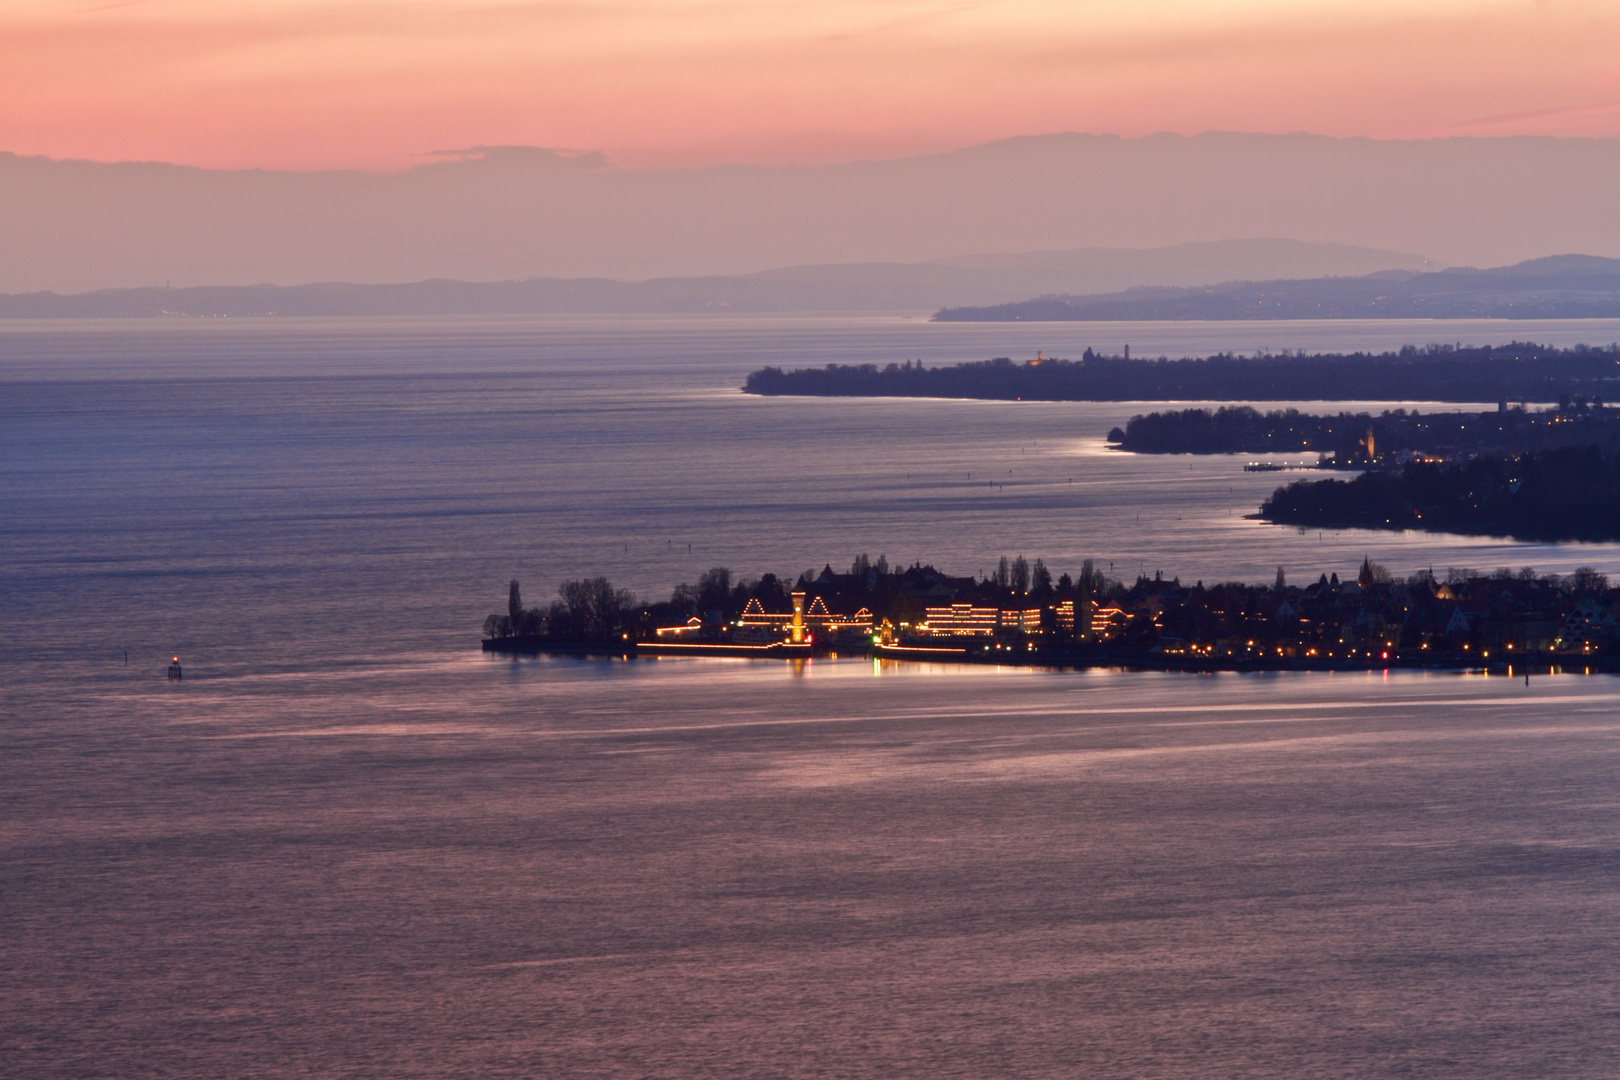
[1259,444,1620,542]
[482,557,1620,673]
[1109,401,1620,459]
[931,255,1620,321]
[743,344,1620,404]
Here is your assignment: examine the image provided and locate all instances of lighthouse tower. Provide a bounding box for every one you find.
[790,591,806,644]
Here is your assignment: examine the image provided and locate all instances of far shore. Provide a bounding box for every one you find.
[483,635,1615,677]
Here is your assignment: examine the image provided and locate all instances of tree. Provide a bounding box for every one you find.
[697,567,733,613]
[547,599,575,637]
[670,582,701,616]
[518,606,547,637]
[1568,566,1609,594]
[558,579,596,632]
[994,556,1011,589]
[850,553,871,577]
[558,577,638,638]
[1274,566,1286,592]
[509,580,523,627]
[1032,559,1053,596]
[1011,556,1030,593]
[755,573,788,606]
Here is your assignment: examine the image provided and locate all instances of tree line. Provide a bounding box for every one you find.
[743,344,1620,404]
[1260,445,1620,542]
[484,554,1118,642]
[1111,402,1620,457]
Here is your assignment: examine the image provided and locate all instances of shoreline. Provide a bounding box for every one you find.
[482,637,1618,676]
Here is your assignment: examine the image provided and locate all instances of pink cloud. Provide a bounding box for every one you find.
[0,0,1616,169]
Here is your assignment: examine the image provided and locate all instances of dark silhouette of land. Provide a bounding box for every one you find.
[1111,402,1620,459]
[1260,445,1620,542]
[935,255,1620,320]
[0,239,1429,317]
[482,555,1620,672]
[744,343,1620,404]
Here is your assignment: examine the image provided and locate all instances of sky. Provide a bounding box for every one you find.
[3,0,1619,171]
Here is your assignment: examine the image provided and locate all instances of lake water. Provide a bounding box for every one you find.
[6,315,1620,1077]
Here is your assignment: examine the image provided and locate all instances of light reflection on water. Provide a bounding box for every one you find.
[8,657,1620,1076]
[7,317,1620,1076]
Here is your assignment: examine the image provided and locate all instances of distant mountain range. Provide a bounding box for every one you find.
[0,239,1433,317]
[934,256,1620,321]
[6,133,1620,294]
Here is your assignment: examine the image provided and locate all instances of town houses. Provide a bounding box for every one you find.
[486,555,1620,670]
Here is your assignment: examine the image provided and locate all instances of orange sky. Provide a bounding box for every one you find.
[3,0,1619,171]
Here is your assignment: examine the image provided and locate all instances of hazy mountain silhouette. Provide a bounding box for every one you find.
[4,133,1620,293]
[934,255,1620,321]
[0,239,1433,316]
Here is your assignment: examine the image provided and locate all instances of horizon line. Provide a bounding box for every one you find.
[8,128,1620,177]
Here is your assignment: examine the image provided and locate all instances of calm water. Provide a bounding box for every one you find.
[6,316,1620,1077]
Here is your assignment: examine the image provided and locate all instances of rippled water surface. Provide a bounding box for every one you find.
[6,316,1620,1077]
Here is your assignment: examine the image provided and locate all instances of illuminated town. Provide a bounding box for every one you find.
[483,556,1620,673]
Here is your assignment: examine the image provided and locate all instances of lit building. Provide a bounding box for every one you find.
[922,602,1000,635]
[1000,608,1044,634]
[834,608,875,633]
[739,597,793,629]
[1055,600,1074,632]
[1055,599,1102,637]
[1092,606,1127,638]
[655,616,704,639]
[799,595,874,635]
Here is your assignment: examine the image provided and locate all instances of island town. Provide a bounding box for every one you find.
[483,555,1620,674]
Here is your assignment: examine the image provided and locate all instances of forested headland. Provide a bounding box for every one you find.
[930,255,1620,321]
[1111,402,1620,457]
[1259,445,1620,541]
[742,344,1620,404]
[481,553,1620,671]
